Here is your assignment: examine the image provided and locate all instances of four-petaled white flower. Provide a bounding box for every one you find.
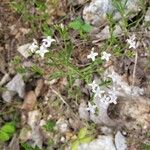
[108,90,117,104]
[87,102,97,114]
[126,34,138,49]
[42,36,56,48]
[101,95,111,104]
[101,51,111,62]
[94,86,105,98]
[88,80,99,93]
[36,45,49,58]
[87,48,98,61]
[29,39,39,53]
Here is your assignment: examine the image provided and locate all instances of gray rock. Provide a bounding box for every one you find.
[93,25,122,41]
[115,131,127,150]
[17,43,31,58]
[145,7,150,22]
[90,98,116,126]
[31,126,43,149]
[7,135,20,150]
[83,0,142,27]
[144,7,150,30]
[101,126,113,135]
[79,102,90,121]
[2,74,25,102]
[78,135,116,150]
[79,97,116,126]
[83,0,113,26]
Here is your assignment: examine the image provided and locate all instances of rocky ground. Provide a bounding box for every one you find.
[0,0,150,150]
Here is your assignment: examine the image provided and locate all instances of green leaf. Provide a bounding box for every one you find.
[16,66,26,74]
[30,65,44,76]
[1,122,15,135]
[71,140,80,150]
[65,42,73,61]
[81,23,92,33]
[21,143,41,150]
[69,19,82,30]
[42,23,54,36]
[79,136,93,144]
[43,120,56,132]
[142,144,150,150]
[0,131,10,141]
[78,127,88,139]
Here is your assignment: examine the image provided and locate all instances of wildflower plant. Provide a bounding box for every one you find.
[87,48,98,62]
[88,79,118,107]
[29,36,56,58]
[69,17,92,39]
[101,51,111,62]
[126,34,139,49]
[86,49,118,114]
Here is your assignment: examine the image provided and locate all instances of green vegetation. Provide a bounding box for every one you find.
[69,17,92,38]
[0,122,16,142]
[43,120,56,132]
[71,127,94,150]
[21,143,41,150]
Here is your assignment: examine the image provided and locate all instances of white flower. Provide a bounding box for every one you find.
[108,91,118,104]
[101,95,111,104]
[60,23,64,29]
[94,86,105,98]
[88,80,99,93]
[87,102,97,114]
[42,36,56,48]
[36,45,49,58]
[29,39,39,53]
[87,48,98,61]
[101,51,111,61]
[126,34,139,49]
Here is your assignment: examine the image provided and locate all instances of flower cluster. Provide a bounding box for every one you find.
[86,49,113,113]
[87,48,111,62]
[29,36,56,58]
[126,34,139,49]
[88,80,117,105]
[87,80,118,114]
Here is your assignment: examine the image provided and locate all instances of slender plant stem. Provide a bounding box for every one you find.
[132,51,138,86]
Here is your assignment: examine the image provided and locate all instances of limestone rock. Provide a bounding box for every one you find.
[78,135,116,150]
[115,131,127,150]
[83,0,142,27]
[2,74,25,102]
[83,0,113,26]
[17,43,31,58]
